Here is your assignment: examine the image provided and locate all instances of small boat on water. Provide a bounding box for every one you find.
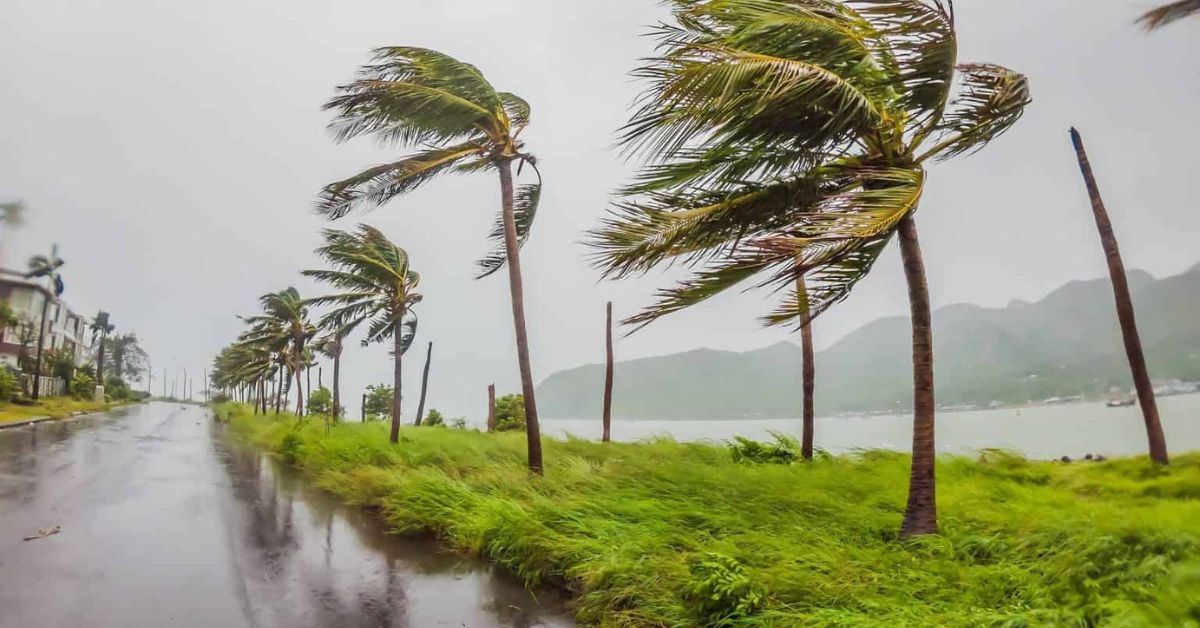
[1106,398,1136,408]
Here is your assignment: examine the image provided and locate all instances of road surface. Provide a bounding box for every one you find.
[0,402,572,627]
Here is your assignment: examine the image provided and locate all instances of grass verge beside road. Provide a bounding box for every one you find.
[0,397,115,424]
[219,402,1200,626]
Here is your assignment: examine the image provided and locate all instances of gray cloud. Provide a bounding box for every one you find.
[2,0,1196,418]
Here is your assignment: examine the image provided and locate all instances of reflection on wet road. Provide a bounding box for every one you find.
[0,402,573,628]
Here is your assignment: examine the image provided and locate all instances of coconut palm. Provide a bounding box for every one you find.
[1139,0,1200,29]
[25,250,64,399]
[317,46,546,472]
[241,288,316,416]
[89,311,115,384]
[589,0,1030,537]
[303,226,421,445]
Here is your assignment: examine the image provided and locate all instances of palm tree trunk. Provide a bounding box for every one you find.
[31,297,49,400]
[602,301,614,443]
[305,366,312,417]
[293,345,304,416]
[414,342,432,426]
[487,384,496,433]
[898,214,938,539]
[332,345,341,423]
[275,367,282,415]
[497,159,543,474]
[389,321,403,444]
[1070,128,1168,464]
[797,274,815,461]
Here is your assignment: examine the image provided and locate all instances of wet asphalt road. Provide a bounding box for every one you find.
[0,402,573,628]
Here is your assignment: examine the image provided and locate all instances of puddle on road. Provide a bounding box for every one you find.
[212,422,575,628]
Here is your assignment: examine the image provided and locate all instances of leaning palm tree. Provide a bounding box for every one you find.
[1139,0,1200,29]
[1069,129,1169,464]
[317,46,546,472]
[303,226,421,444]
[589,0,1030,537]
[241,288,316,416]
[89,311,115,385]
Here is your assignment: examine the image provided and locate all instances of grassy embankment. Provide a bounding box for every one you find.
[0,396,115,424]
[219,402,1200,626]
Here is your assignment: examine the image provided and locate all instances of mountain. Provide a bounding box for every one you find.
[536,266,1200,419]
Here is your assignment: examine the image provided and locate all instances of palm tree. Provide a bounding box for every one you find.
[314,332,347,421]
[89,311,114,386]
[25,250,64,400]
[1069,129,1169,464]
[318,47,546,472]
[241,288,316,416]
[414,341,432,426]
[303,226,421,444]
[1139,0,1200,29]
[106,333,147,382]
[589,0,1030,537]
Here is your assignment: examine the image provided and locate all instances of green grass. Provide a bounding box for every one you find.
[0,396,115,423]
[220,403,1200,627]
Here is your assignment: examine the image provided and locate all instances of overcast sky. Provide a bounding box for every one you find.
[2,0,1197,419]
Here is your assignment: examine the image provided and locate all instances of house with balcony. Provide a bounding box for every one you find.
[0,269,90,371]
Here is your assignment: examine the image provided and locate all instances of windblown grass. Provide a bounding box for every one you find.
[220,403,1200,626]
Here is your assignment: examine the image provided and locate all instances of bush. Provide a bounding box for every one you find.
[728,432,801,464]
[687,553,763,626]
[307,386,332,415]
[423,408,445,427]
[210,393,231,404]
[104,376,132,401]
[363,384,393,420]
[71,370,96,399]
[452,417,468,429]
[0,368,18,403]
[494,393,525,432]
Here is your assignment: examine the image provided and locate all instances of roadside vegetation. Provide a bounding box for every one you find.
[0,396,116,424]
[220,402,1200,626]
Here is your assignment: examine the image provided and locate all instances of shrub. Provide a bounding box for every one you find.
[307,386,332,415]
[728,432,801,464]
[494,393,525,432]
[71,370,96,399]
[423,408,445,427]
[0,368,18,403]
[451,417,468,429]
[687,553,763,626]
[363,384,393,420]
[211,393,232,404]
[104,376,132,401]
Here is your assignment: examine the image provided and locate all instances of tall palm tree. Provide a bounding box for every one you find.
[589,0,1030,537]
[317,47,546,472]
[1139,0,1200,29]
[1069,129,1169,464]
[797,274,815,461]
[241,288,316,416]
[303,226,421,444]
[25,250,64,400]
[89,311,115,385]
[602,301,614,443]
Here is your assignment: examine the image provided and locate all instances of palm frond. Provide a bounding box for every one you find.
[921,63,1031,161]
[316,142,483,219]
[477,177,541,278]
[498,92,531,131]
[1138,0,1200,30]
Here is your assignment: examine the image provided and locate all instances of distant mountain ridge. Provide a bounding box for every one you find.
[536,266,1200,419]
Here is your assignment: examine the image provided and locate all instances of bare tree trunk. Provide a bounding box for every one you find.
[305,365,312,417]
[487,384,496,433]
[275,367,282,415]
[414,342,432,426]
[602,301,614,443]
[332,345,341,422]
[1070,128,1168,464]
[898,215,938,539]
[497,159,543,473]
[390,321,403,444]
[797,274,815,461]
[32,297,49,400]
